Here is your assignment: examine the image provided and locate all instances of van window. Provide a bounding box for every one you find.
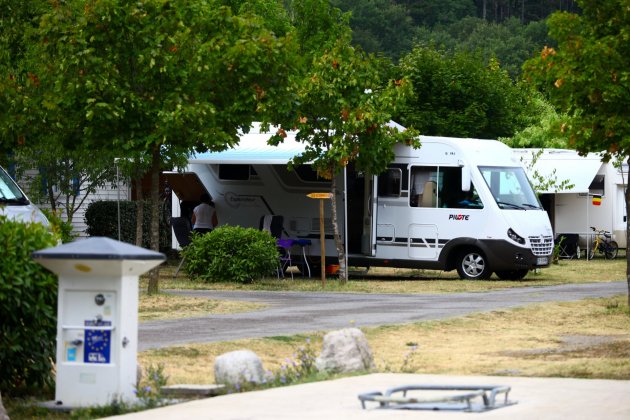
[410,166,437,207]
[0,167,28,203]
[218,164,255,180]
[410,166,483,209]
[294,165,329,183]
[480,166,540,210]
[378,167,402,197]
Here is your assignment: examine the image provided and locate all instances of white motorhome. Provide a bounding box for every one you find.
[516,149,627,249]
[0,165,49,226]
[167,125,553,280]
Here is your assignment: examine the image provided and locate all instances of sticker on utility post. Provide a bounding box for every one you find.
[84,320,111,364]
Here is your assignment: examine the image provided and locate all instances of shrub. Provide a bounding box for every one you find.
[41,208,77,244]
[84,200,170,251]
[183,226,279,283]
[0,215,58,394]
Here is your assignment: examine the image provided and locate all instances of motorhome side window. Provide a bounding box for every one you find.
[410,166,437,207]
[378,165,407,197]
[410,166,483,209]
[218,164,256,181]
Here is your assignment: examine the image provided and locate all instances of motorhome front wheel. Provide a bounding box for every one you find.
[456,250,491,280]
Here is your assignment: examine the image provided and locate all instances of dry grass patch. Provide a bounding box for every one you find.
[366,295,630,379]
[139,335,322,385]
[139,295,630,384]
[139,292,266,321]
[146,257,625,294]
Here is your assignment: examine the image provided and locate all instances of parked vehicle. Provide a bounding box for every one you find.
[0,165,49,226]
[516,148,627,249]
[166,125,554,280]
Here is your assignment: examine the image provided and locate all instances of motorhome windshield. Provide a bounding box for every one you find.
[0,167,28,204]
[479,166,541,210]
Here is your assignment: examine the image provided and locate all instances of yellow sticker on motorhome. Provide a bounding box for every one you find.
[307,192,332,199]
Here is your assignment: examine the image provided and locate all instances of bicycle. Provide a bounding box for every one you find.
[587,227,618,260]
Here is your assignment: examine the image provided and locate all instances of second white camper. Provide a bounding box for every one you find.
[168,126,554,280]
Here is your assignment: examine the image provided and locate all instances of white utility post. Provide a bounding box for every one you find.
[32,237,164,408]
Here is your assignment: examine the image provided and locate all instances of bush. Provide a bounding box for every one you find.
[41,208,77,244]
[84,200,170,251]
[183,226,279,283]
[0,215,58,394]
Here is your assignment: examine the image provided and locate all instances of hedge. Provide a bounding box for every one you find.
[0,215,58,394]
[84,200,170,251]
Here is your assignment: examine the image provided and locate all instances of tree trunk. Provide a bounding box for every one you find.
[626,157,630,307]
[135,175,144,247]
[330,166,347,283]
[147,146,161,295]
[47,183,56,213]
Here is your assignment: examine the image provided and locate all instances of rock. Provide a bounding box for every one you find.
[0,391,9,420]
[315,328,375,374]
[214,350,265,387]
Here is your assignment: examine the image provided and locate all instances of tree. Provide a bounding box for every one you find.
[523,0,630,304]
[398,47,533,139]
[11,0,295,294]
[503,94,570,148]
[414,16,552,78]
[331,0,417,61]
[400,0,476,27]
[0,0,50,161]
[270,40,418,282]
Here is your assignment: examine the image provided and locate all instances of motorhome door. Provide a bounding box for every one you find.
[361,175,378,256]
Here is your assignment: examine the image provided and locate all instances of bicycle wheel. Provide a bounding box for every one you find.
[604,241,618,259]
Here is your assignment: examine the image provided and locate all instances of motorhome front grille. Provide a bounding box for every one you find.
[529,235,553,256]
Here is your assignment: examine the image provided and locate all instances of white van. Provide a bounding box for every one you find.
[0,165,49,226]
[167,125,554,280]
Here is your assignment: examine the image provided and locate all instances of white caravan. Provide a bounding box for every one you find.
[516,149,627,249]
[167,125,553,280]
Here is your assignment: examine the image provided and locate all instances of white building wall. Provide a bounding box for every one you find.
[16,169,130,238]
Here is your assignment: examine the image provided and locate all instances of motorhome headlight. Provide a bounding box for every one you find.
[507,228,525,245]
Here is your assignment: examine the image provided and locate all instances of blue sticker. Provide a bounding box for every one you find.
[84,320,112,364]
[67,346,77,362]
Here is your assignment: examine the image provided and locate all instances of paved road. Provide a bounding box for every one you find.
[138,281,626,351]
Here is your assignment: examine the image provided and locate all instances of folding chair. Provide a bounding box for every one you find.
[556,233,580,259]
[259,215,291,278]
[259,215,284,239]
[171,217,193,277]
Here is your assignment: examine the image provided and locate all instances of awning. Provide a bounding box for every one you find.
[190,121,407,165]
[190,123,305,164]
[515,149,604,194]
[163,171,209,202]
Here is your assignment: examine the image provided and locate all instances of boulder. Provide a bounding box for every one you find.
[214,349,265,387]
[0,391,9,420]
[315,328,375,373]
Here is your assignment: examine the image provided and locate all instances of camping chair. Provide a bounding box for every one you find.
[259,215,292,278]
[259,215,284,239]
[555,233,580,259]
[171,217,193,278]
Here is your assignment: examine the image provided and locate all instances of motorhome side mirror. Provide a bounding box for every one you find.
[461,167,471,192]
